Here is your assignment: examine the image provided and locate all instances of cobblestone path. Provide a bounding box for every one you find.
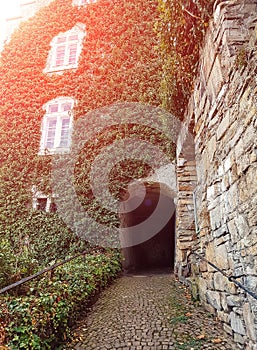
[65,272,238,350]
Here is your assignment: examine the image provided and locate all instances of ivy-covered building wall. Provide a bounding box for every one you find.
[1,0,257,348]
[0,0,171,261]
[176,1,257,348]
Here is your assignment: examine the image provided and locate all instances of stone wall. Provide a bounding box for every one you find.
[176,0,257,348]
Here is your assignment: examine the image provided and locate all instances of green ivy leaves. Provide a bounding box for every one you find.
[156,0,214,119]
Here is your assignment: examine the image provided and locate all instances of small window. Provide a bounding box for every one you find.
[32,187,57,213]
[34,197,57,213]
[61,102,72,112]
[54,35,78,67]
[44,24,86,73]
[40,97,74,154]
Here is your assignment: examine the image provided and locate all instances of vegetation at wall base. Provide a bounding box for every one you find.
[0,249,121,349]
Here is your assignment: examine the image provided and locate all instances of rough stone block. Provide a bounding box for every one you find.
[227,295,242,307]
[242,124,256,150]
[229,124,244,150]
[205,242,216,272]
[228,218,239,243]
[226,280,237,295]
[246,167,257,194]
[245,276,257,292]
[214,272,227,292]
[214,243,230,270]
[226,183,239,211]
[198,277,207,302]
[230,311,246,335]
[223,323,233,336]
[208,56,224,101]
[234,214,249,238]
[209,206,222,230]
[243,303,257,342]
[207,136,217,162]
[217,310,229,323]
[199,260,208,272]
[214,226,229,239]
[206,290,222,311]
[220,292,229,312]
[217,111,230,140]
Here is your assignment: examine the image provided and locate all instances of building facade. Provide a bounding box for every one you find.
[0,0,256,348]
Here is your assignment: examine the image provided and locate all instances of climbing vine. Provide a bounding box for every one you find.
[0,0,218,346]
[0,0,217,268]
[156,0,214,119]
[0,0,168,263]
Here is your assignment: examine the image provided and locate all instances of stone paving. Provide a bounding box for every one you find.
[64,271,238,350]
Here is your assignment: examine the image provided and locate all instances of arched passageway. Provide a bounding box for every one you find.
[120,182,176,272]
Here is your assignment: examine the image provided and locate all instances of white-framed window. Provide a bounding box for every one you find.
[44,23,86,73]
[39,97,74,155]
[73,0,97,6]
[32,187,57,213]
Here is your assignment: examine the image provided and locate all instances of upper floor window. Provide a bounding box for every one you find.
[39,97,74,155]
[73,0,97,6]
[44,24,86,73]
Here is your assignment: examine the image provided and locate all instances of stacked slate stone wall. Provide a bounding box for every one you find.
[176,1,257,348]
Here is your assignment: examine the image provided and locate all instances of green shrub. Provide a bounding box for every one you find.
[0,238,38,290]
[2,250,121,349]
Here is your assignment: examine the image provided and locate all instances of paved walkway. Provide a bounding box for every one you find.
[64,272,238,350]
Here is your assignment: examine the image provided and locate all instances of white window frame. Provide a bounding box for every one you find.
[39,97,74,155]
[44,23,86,73]
[32,186,57,213]
[73,0,97,6]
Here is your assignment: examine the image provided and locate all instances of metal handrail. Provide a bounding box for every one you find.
[191,251,257,301]
[0,250,88,295]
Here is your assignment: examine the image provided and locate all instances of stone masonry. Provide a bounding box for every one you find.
[176,0,257,349]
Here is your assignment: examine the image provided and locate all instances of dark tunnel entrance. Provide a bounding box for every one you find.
[120,182,176,273]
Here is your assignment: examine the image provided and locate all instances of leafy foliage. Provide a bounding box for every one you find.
[0,0,216,346]
[0,1,166,346]
[0,0,165,250]
[156,0,214,119]
[74,122,175,227]
[0,250,121,349]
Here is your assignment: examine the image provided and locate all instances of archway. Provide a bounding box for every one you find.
[120,181,176,272]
